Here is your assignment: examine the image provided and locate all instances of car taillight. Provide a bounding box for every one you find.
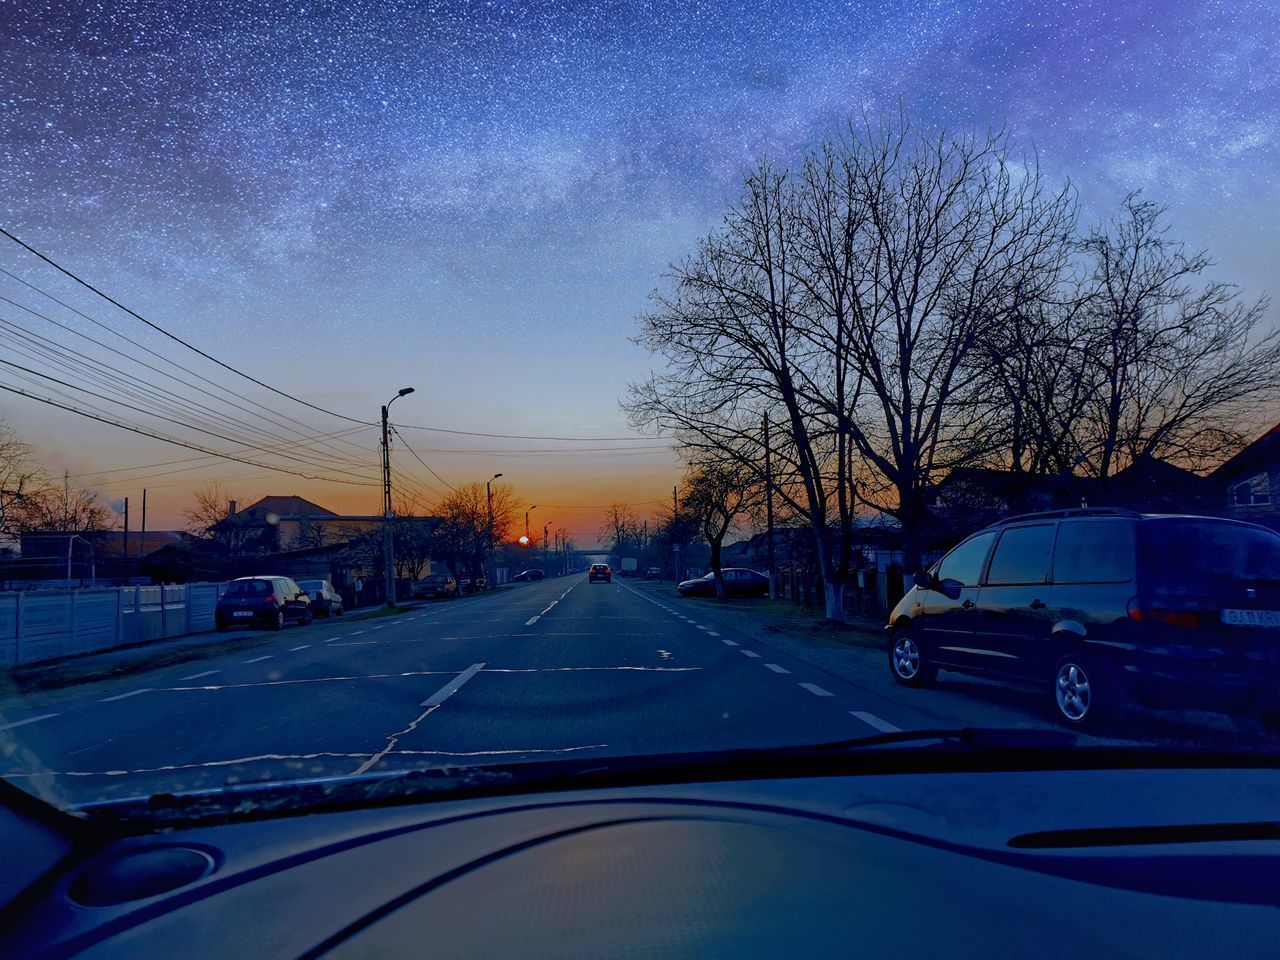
[1127,599,1200,630]
[265,594,277,605]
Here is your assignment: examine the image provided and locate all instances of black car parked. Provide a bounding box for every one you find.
[512,569,546,582]
[215,576,314,631]
[677,568,770,598]
[887,508,1280,728]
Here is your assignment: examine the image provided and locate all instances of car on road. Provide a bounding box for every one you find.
[677,568,770,597]
[414,573,459,599]
[215,576,314,631]
[588,563,612,583]
[646,566,662,579]
[296,578,344,617]
[886,508,1280,729]
[512,569,546,582]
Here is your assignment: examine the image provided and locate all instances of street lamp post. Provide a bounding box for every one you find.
[525,505,537,541]
[381,387,415,607]
[486,473,502,586]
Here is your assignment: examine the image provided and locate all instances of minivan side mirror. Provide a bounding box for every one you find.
[938,578,964,601]
[911,570,932,590]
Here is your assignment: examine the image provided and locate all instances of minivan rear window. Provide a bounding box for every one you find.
[987,524,1056,585]
[1052,520,1135,584]
[1140,520,1280,595]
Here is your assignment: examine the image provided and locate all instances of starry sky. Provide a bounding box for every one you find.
[1,0,1277,543]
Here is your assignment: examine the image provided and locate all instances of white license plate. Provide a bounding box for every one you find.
[1221,608,1280,628]
[233,611,253,618]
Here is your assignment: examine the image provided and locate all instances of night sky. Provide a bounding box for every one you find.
[1,0,1276,539]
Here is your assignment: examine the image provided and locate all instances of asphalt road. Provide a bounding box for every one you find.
[0,574,1257,807]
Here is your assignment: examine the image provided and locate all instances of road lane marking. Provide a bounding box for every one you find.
[353,704,442,776]
[290,644,311,651]
[524,616,540,626]
[720,638,739,646]
[763,663,790,674]
[850,711,901,733]
[799,682,834,697]
[0,713,60,732]
[178,669,219,681]
[707,631,721,637]
[351,630,367,635]
[331,641,377,646]
[420,662,486,707]
[480,666,701,673]
[100,688,152,702]
[695,625,710,631]
[159,670,457,692]
[244,655,273,664]
[740,650,761,658]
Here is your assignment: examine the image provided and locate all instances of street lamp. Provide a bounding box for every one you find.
[486,473,502,586]
[381,386,415,607]
[525,504,537,541]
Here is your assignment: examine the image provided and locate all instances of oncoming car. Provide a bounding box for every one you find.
[589,563,612,583]
[887,509,1280,728]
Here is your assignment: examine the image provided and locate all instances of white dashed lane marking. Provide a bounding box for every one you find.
[799,682,834,697]
[100,688,151,702]
[0,713,60,732]
[720,638,739,646]
[420,662,486,707]
[740,650,761,659]
[851,711,901,733]
[290,644,311,651]
[244,655,272,664]
[763,663,790,674]
[178,669,219,682]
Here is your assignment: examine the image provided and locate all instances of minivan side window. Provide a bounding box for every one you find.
[936,531,997,586]
[986,523,1057,585]
[1052,520,1135,584]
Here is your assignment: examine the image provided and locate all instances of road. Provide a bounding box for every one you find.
[0,574,1252,807]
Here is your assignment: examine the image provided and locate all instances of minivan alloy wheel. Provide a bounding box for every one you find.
[892,634,920,679]
[1055,661,1091,721]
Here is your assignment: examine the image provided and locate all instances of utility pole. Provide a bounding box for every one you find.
[140,488,147,563]
[122,496,129,570]
[486,473,502,586]
[381,387,415,607]
[764,412,776,599]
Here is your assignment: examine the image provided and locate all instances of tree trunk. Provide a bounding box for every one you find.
[823,578,845,623]
[709,537,726,600]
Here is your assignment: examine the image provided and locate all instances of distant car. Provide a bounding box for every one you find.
[296,578,344,617]
[677,568,770,598]
[645,566,662,579]
[588,563,612,583]
[512,569,546,582]
[886,509,1280,729]
[414,574,458,599]
[215,576,313,631]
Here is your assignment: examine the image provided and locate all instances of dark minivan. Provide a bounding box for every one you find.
[215,576,314,632]
[886,509,1280,728]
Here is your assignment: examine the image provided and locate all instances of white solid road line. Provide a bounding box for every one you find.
[763,663,790,674]
[799,682,834,697]
[850,711,901,733]
[740,650,761,658]
[244,655,273,664]
[100,688,152,702]
[178,669,219,682]
[290,644,311,651]
[0,713,60,732]
[420,662,486,707]
[524,616,540,626]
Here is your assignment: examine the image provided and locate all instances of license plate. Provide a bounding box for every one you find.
[233,611,253,618]
[1221,608,1280,628]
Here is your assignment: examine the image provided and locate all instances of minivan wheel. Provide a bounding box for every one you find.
[1053,656,1119,730]
[889,628,936,687]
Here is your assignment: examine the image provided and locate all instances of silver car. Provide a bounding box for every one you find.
[296,578,345,617]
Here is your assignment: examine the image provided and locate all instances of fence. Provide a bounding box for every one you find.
[0,582,229,667]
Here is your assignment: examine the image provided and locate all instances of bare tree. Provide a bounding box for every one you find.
[600,503,638,555]
[679,460,763,599]
[0,418,49,545]
[16,471,114,533]
[183,481,254,554]
[1072,195,1280,477]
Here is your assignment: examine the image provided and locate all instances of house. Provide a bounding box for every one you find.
[1210,421,1280,529]
[211,495,383,554]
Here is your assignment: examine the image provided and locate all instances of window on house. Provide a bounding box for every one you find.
[1231,474,1271,506]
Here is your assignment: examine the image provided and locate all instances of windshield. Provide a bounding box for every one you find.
[2,1,1279,829]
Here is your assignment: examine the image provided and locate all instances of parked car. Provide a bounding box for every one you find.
[296,578,344,617]
[588,563,612,583]
[645,566,662,579]
[215,576,313,631]
[512,569,546,582]
[677,568,770,598]
[886,508,1280,729]
[414,573,458,599]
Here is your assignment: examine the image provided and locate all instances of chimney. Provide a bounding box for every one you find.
[228,500,238,518]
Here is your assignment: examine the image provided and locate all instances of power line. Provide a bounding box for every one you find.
[0,381,379,486]
[389,425,456,491]
[0,228,371,426]
[392,422,668,442]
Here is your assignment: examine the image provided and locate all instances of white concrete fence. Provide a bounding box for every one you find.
[0,582,229,667]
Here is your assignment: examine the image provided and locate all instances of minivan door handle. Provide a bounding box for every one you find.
[961,599,976,610]
[1029,599,1046,610]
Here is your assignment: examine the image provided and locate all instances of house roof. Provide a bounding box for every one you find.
[235,495,338,519]
[1211,422,1280,481]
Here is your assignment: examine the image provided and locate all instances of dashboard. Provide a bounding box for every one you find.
[3,766,1278,958]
